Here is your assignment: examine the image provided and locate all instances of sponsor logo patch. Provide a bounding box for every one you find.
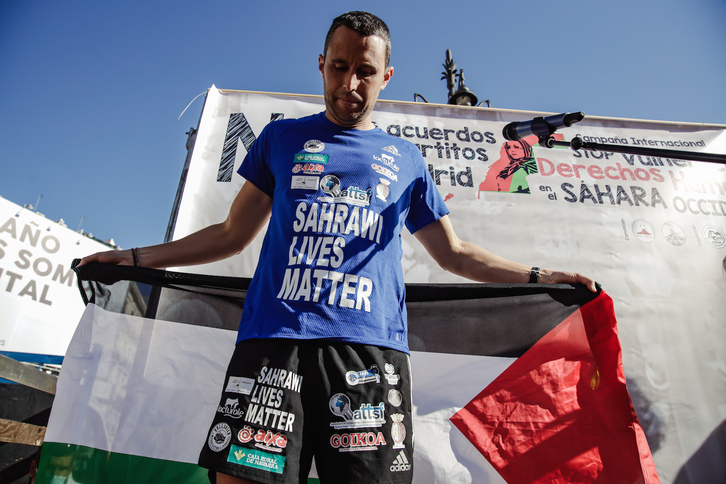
[388,389,402,407]
[227,445,286,474]
[376,179,390,202]
[208,422,232,452]
[319,175,372,207]
[345,365,380,386]
[294,153,328,164]
[391,414,406,449]
[373,153,399,171]
[218,397,244,419]
[291,175,320,190]
[330,432,387,452]
[237,425,288,453]
[329,394,385,429]
[382,145,401,157]
[304,139,325,153]
[320,174,341,196]
[226,376,255,395]
[390,450,411,472]
[292,163,325,175]
[371,163,398,182]
[329,393,352,419]
[384,363,400,385]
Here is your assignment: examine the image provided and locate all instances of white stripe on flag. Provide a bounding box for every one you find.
[45,304,237,463]
[410,351,514,483]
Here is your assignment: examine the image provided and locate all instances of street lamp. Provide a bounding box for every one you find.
[415,50,489,107]
[449,69,478,106]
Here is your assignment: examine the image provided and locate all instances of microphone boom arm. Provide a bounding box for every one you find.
[543,136,726,165]
[506,112,726,165]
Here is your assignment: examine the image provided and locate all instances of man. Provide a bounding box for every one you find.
[81,11,596,484]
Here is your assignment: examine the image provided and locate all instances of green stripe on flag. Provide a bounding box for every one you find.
[36,442,323,484]
[36,442,209,484]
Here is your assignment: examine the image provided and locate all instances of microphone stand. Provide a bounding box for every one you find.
[543,136,726,165]
[523,114,726,165]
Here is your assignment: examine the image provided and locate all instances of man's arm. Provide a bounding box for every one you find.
[413,215,597,292]
[79,181,273,268]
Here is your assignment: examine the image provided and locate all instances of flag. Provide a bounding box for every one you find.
[450,291,660,483]
[37,303,235,484]
[37,263,658,483]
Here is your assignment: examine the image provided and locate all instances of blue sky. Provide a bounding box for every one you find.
[1,0,724,249]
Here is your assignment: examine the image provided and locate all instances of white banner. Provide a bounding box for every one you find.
[169,87,726,482]
[0,196,113,361]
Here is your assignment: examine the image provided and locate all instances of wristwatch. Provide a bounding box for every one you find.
[529,267,540,283]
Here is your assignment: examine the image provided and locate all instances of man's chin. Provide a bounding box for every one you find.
[330,109,366,127]
[336,102,364,117]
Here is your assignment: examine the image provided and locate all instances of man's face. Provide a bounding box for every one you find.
[319,26,393,130]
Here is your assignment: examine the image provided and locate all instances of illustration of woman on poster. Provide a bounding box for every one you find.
[478,135,538,196]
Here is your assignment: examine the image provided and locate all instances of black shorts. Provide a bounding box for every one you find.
[198,338,414,484]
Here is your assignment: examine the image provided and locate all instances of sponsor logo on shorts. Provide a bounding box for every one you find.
[329,394,385,429]
[218,397,244,419]
[226,376,255,395]
[390,450,411,472]
[237,425,288,453]
[304,139,325,153]
[390,414,406,449]
[388,389,402,407]
[208,422,232,452]
[227,444,285,475]
[330,432,387,452]
[384,363,400,385]
[329,393,353,419]
[345,365,380,386]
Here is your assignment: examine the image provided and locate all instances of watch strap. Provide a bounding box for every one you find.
[529,267,540,283]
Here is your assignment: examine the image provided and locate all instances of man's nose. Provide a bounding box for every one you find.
[344,72,360,91]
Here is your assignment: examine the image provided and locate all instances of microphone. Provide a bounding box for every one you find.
[502,112,584,141]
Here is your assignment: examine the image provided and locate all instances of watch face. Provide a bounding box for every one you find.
[529,267,540,283]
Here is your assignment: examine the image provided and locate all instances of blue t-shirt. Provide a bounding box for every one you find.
[237,112,449,353]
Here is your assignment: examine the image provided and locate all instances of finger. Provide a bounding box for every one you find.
[578,273,598,293]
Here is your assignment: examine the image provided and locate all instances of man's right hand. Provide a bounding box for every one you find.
[78,249,133,267]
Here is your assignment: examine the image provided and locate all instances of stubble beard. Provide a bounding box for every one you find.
[324,87,369,128]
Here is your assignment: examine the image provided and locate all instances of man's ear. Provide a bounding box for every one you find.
[318,54,325,78]
[380,66,394,90]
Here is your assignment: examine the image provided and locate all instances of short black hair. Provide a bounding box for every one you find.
[323,11,391,66]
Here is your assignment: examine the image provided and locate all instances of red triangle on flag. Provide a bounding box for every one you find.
[450,291,659,483]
